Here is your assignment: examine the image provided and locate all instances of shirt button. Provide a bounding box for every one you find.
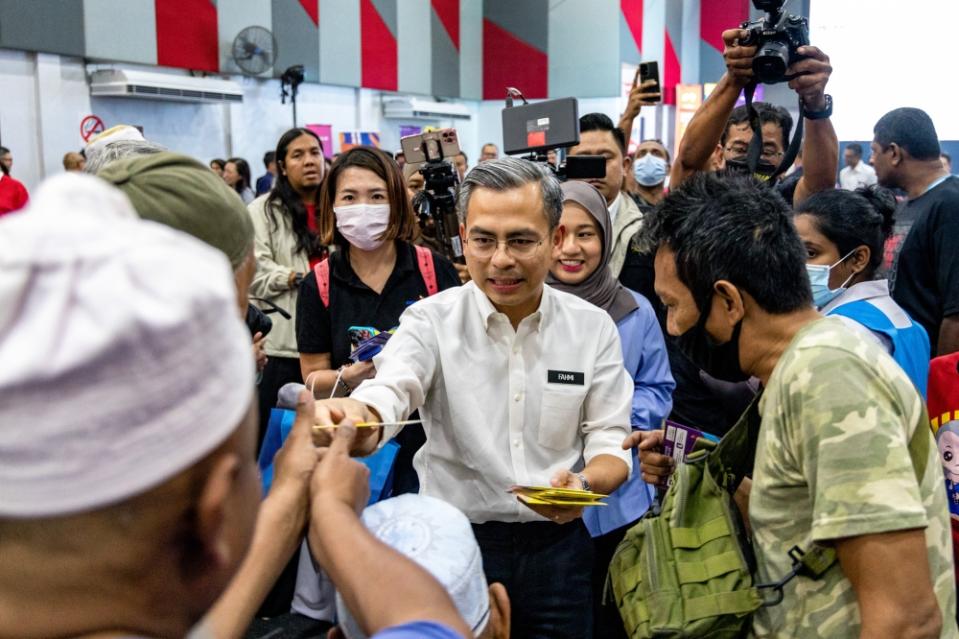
[512,345,520,354]
[513,438,521,447]
[514,393,522,402]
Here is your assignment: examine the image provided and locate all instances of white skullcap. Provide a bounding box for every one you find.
[0,173,255,518]
[336,494,490,639]
[83,124,146,156]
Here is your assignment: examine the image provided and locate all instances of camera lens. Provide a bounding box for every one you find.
[754,41,790,83]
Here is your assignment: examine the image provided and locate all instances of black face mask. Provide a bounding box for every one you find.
[675,300,749,383]
[725,156,779,183]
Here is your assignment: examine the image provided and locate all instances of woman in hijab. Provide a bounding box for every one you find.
[548,180,675,639]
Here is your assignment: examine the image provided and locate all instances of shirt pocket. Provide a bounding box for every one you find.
[537,387,587,451]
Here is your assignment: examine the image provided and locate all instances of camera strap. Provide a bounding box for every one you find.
[744,81,804,182]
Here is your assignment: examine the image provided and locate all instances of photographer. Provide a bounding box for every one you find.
[311,158,634,638]
[671,25,838,206]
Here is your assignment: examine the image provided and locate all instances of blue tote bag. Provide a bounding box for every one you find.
[257,407,401,505]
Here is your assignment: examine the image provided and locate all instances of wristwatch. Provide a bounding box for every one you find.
[575,472,591,493]
[803,94,833,120]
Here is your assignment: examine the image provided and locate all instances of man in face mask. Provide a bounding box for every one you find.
[626,172,956,639]
[629,140,671,211]
[670,26,838,206]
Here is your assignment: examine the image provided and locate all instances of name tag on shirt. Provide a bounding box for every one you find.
[547,370,585,385]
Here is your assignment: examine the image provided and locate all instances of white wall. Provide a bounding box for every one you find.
[0,50,93,191]
[811,0,959,141]
[1,48,650,192]
[0,49,491,192]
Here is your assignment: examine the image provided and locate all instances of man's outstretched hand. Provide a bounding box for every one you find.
[310,420,371,516]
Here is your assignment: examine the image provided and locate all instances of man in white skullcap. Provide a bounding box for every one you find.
[0,173,316,639]
[0,174,477,639]
[325,494,511,639]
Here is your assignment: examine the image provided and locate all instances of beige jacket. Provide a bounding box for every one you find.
[248,194,311,358]
[609,192,645,278]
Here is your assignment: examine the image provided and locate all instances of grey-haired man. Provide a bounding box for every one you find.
[312,158,633,638]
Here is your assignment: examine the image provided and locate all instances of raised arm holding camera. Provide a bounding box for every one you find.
[671,0,838,206]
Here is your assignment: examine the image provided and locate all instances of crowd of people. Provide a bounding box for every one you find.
[2,18,959,639]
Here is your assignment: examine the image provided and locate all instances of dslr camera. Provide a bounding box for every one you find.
[740,0,809,84]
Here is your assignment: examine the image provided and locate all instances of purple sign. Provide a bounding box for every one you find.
[305,124,334,159]
[734,85,764,108]
[399,125,422,139]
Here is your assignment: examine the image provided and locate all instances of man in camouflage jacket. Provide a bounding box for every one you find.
[629,172,957,639]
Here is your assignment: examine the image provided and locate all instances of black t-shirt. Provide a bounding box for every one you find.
[892,175,959,354]
[296,241,460,368]
[776,169,802,206]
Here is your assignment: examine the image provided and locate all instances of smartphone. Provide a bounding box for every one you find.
[639,61,661,100]
[401,129,461,165]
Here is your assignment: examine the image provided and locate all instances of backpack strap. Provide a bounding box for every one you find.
[414,245,439,296]
[313,258,331,308]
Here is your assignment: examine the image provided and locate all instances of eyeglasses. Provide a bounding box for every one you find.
[464,236,545,259]
[725,143,784,161]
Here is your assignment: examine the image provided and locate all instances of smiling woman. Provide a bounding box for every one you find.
[546,180,674,639]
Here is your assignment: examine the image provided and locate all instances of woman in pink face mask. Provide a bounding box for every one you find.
[296,147,461,491]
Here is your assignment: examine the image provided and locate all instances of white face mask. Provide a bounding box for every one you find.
[334,203,391,251]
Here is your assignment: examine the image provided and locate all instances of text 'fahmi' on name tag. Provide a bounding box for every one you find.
[547,370,585,385]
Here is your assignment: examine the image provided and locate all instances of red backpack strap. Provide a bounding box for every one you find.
[313,258,331,307]
[414,245,438,296]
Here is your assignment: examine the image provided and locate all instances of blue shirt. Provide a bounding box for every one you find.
[255,172,274,196]
[583,289,675,536]
[373,620,464,638]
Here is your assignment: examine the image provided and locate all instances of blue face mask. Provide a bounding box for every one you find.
[806,249,857,309]
[633,153,668,187]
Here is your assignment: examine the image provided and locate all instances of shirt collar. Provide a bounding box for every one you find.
[469,281,548,333]
[821,279,890,313]
[608,192,624,222]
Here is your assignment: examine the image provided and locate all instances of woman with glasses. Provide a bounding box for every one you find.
[546,180,674,639]
[296,146,460,493]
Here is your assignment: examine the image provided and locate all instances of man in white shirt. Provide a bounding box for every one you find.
[840,142,878,190]
[313,157,634,638]
[568,113,644,278]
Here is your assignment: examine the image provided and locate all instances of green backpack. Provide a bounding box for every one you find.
[608,393,931,639]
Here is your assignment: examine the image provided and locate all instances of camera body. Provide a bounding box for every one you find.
[500,94,605,182]
[740,0,809,84]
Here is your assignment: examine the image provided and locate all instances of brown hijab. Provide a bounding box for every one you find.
[547,181,639,322]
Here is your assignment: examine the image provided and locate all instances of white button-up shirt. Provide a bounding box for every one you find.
[839,162,878,190]
[351,282,633,523]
